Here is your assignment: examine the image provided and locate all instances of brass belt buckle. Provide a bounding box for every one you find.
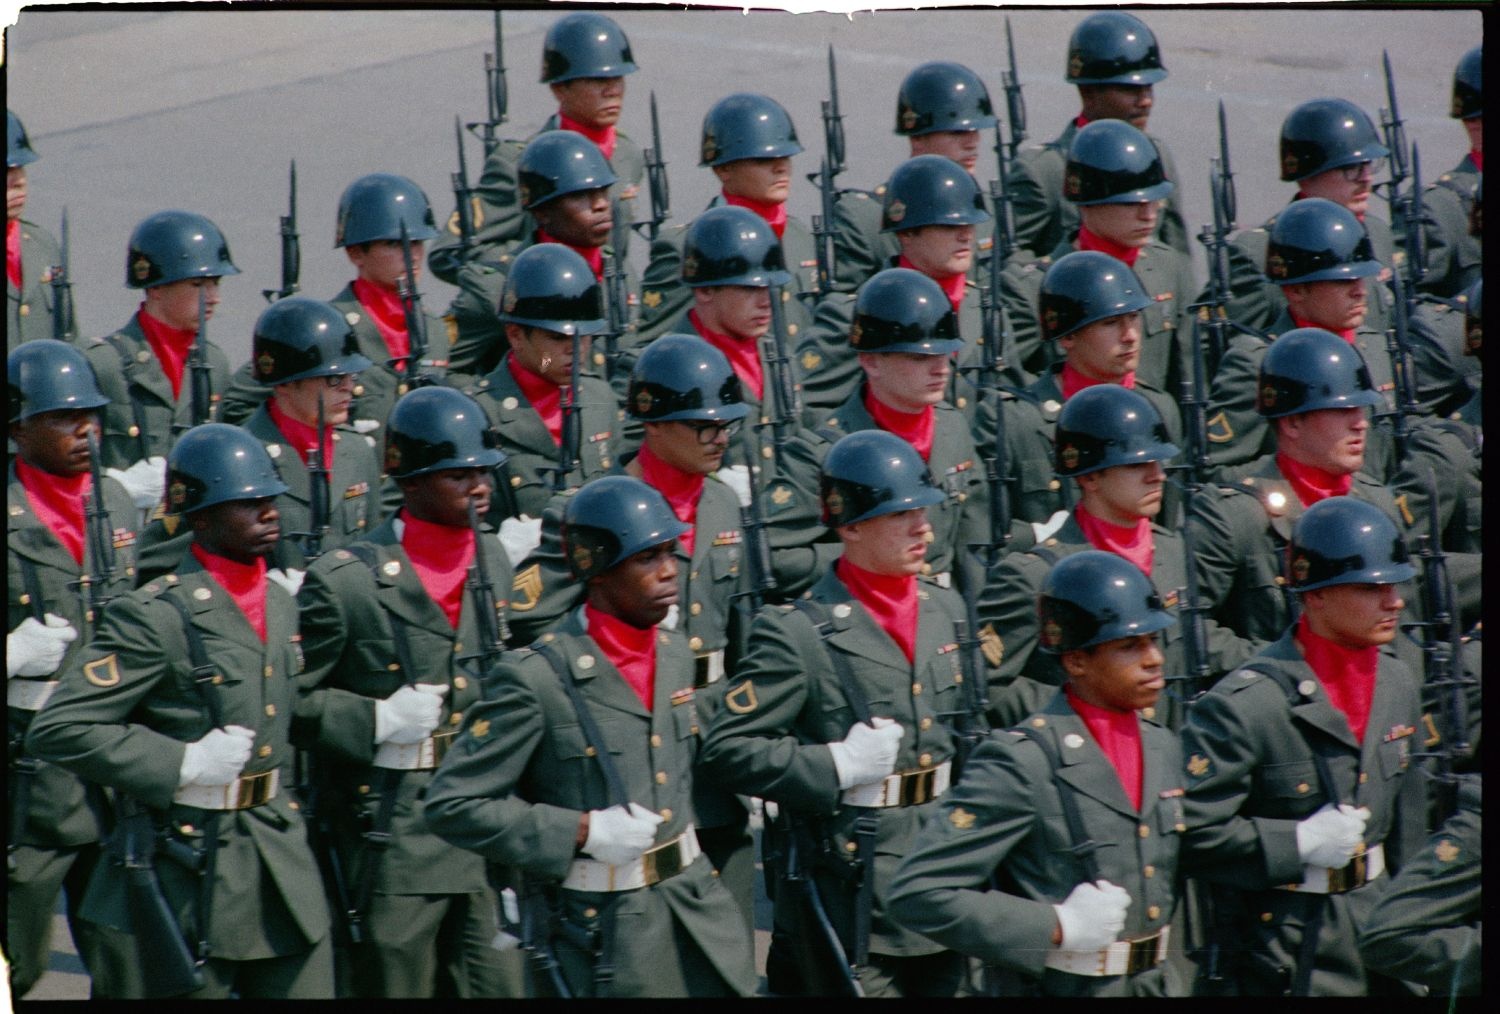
[233,770,274,809]
[431,730,456,766]
[1124,933,1161,976]
[694,655,712,690]
[1330,843,1368,894]
[641,835,686,886]
[897,767,938,806]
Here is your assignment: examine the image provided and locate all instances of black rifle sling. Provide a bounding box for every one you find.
[534,641,630,809]
[1018,726,1105,885]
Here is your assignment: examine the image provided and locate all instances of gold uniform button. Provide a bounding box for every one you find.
[502,396,519,411]
[511,475,523,488]
[359,784,370,794]
[180,824,195,834]
[450,713,463,726]
[920,563,933,575]
[453,642,463,653]
[651,734,663,748]
[659,808,672,821]
[1274,576,1287,587]
[1296,782,1310,794]
[454,676,468,691]
[584,907,598,919]
[193,588,212,601]
[911,683,923,695]
[258,745,272,758]
[353,384,366,396]
[762,445,773,460]
[1048,479,1061,491]
[690,602,702,616]
[957,396,968,409]
[1175,822,1186,833]
[288,800,300,811]
[212,675,224,685]
[18,303,29,317]
[1031,717,1047,728]
[128,425,141,437]
[1143,865,1155,878]
[264,665,274,678]
[1359,772,1369,784]
[1261,912,1273,923]
[1147,905,1161,920]
[655,771,668,785]
[1141,706,1155,720]
[919,753,933,767]
[1138,824,1150,839]
[844,841,858,853]
[688,636,703,652]
[920,717,933,731]
[387,662,401,672]
[265,705,276,717]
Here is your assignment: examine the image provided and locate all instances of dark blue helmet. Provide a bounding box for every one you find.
[1451,46,1481,120]
[126,211,240,289]
[8,339,109,423]
[1279,98,1388,182]
[541,12,638,84]
[335,173,438,248]
[1065,12,1168,86]
[1288,496,1416,591]
[384,387,504,479]
[563,475,690,579]
[8,109,38,167]
[1064,119,1173,205]
[167,424,288,515]
[881,155,990,232]
[497,244,606,334]
[1256,327,1383,419]
[1038,550,1174,653]
[252,297,372,386]
[1054,385,1178,477]
[628,333,749,424]
[699,93,802,166]
[1039,251,1152,342]
[821,430,944,527]
[895,62,997,136]
[681,205,791,288]
[516,131,618,209]
[1264,198,1380,285]
[850,268,963,355]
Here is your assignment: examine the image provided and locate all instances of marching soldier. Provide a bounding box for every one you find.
[425,475,759,998]
[467,242,616,528]
[634,93,818,348]
[444,131,635,379]
[1204,198,1400,480]
[890,551,1186,997]
[134,297,386,584]
[1211,98,1397,335]
[769,268,990,596]
[1008,11,1190,260]
[7,341,136,998]
[1180,496,1429,996]
[428,11,644,284]
[84,210,239,507]
[294,386,516,998]
[829,61,1001,293]
[28,423,335,999]
[1416,46,1481,299]
[8,109,75,350]
[220,172,456,442]
[1000,119,1194,391]
[701,430,974,997]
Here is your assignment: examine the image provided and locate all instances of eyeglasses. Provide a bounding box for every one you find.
[681,419,742,444]
[321,372,358,389]
[1338,158,1385,183]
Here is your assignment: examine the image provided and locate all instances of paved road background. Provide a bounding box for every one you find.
[4,3,1483,1000]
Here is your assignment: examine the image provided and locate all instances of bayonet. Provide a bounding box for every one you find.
[49,207,72,340]
[1001,17,1027,164]
[263,160,300,302]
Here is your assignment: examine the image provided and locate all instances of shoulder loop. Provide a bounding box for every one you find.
[533,640,631,808]
[792,599,874,728]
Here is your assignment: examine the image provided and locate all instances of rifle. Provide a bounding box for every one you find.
[989,134,1017,269]
[77,430,120,634]
[548,331,583,493]
[262,160,300,303]
[115,795,205,997]
[466,10,507,157]
[975,182,1014,564]
[451,116,477,261]
[394,221,434,388]
[1382,252,1421,463]
[187,285,213,427]
[633,92,671,243]
[464,497,512,673]
[598,228,631,384]
[49,207,73,340]
[295,393,332,561]
[1378,50,1411,225]
[807,47,844,297]
[760,281,800,474]
[1198,101,1238,378]
[1000,17,1027,165]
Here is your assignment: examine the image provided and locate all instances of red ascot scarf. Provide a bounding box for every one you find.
[1470,150,1483,173]
[723,192,787,239]
[836,557,918,664]
[585,603,657,711]
[864,386,935,461]
[507,351,564,445]
[1295,615,1378,743]
[1074,115,1092,130]
[138,307,197,400]
[190,544,267,641]
[536,230,605,280]
[689,308,764,399]
[267,399,335,469]
[1290,312,1355,345]
[6,218,21,289]
[1059,362,1137,402]
[399,510,474,630]
[557,115,617,163]
[17,458,88,565]
[1075,503,1155,576]
[897,255,966,313]
[352,278,410,371]
[1065,686,1144,810]
[636,443,702,556]
[1076,225,1141,268]
[1276,452,1353,508]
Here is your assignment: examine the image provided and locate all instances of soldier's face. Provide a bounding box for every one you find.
[273,374,356,428]
[1463,116,1482,154]
[551,77,626,129]
[6,166,25,221]
[693,284,771,341]
[1078,84,1154,130]
[1078,200,1159,248]
[1285,278,1366,332]
[1061,312,1142,381]
[1279,407,1368,475]
[909,130,983,175]
[1079,460,1166,522]
[144,277,220,332]
[534,189,612,248]
[1302,582,1404,648]
[897,224,975,278]
[400,466,492,528]
[713,157,792,205]
[193,496,281,564]
[839,507,932,577]
[591,540,679,628]
[10,409,99,477]
[860,351,951,413]
[347,239,421,291]
[509,325,580,387]
[642,418,733,476]
[1299,163,1377,218]
[1063,633,1165,712]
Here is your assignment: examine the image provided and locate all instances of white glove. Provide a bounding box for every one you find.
[714,464,753,509]
[351,418,381,435]
[374,683,450,745]
[267,567,305,597]
[7,614,79,678]
[1295,803,1371,868]
[178,725,255,787]
[497,514,544,568]
[490,887,523,951]
[1054,880,1132,953]
[583,802,665,866]
[105,456,167,509]
[827,716,904,790]
[660,603,680,631]
[1030,509,1070,544]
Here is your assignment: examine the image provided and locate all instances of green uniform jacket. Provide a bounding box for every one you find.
[8,464,138,847]
[7,217,75,350]
[1415,154,1480,299]
[1000,236,1196,397]
[1406,291,1480,418]
[767,383,989,595]
[700,569,973,957]
[83,313,232,471]
[1179,632,1427,996]
[423,616,758,997]
[1008,120,1190,261]
[1204,308,1400,481]
[827,181,1000,295]
[888,690,1186,995]
[294,516,513,897]
[427,114,645,286]
[468,355,617,520]
[218,283,457,444]
[1390,415,1482,557]
[26,556,330,960]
